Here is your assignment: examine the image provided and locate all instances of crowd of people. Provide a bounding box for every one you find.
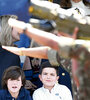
[0,0,90,100]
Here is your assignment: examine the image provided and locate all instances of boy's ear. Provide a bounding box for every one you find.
[39,74,42,81]
[57,76,59,81]
[39,74,41,79]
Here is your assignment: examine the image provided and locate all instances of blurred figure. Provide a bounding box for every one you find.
[0,15,21,89]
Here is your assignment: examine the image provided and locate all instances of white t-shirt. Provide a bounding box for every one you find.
[70,0,90,16]
[33,83,73,100]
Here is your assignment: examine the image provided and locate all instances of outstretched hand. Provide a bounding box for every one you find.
[58,27,79,39]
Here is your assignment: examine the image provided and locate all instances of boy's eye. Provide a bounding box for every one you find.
[17,79,20,81]
[43,72,55,76]
[50,73,55,76]
[43,72,47,75]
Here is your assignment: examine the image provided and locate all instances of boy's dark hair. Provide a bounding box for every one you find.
[2,66,26,89]
[39,61,59,76]
[60,0,72,9]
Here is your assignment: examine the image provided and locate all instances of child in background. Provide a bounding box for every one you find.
[33,61,72,100]
[0,66,32,100]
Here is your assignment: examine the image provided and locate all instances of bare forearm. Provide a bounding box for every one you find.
[2,46,49,59]
[25,26,59,50]
[23,46,49,59]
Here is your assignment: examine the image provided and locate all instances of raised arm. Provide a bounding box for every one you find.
[8,18,60,51]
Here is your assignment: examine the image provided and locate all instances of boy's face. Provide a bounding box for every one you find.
[39,67,59,89]
[7,76,23,94]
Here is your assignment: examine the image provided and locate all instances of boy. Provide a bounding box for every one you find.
[33,61,72,100]
[0,66,32,100]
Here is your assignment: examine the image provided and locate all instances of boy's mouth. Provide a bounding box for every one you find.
[12,86,17,89]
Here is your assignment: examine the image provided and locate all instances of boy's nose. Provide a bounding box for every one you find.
[47,74,50,78]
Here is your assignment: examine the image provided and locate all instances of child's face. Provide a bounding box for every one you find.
[39,67,59,89]
[7,76,23,94]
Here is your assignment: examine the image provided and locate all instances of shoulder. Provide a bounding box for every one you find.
[0,89,7,98]
[56,84,71,92]
[33,87,43,95]
[0,89,6,94]
[21,88,30,95]
[20,88,32,100]
[33,87,44,100]
[55,84,72,99]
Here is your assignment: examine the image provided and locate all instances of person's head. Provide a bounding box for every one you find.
[39,61,59,90]
[2,66,26,93]
[0,15,20,46]
[60,0,90,9]
[60,0,72,9]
